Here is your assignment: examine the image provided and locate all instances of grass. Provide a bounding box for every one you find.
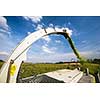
[20,62,100,78]
[20,63,70,78]
[0,61,100,78]
[81,63,100,75]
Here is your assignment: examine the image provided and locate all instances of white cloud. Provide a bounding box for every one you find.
[27,32,31,35]
[0,51,9,56]
[81,40,87,44]
[0,29,11,37]
[80,51,94,59]
[0,16,11,38]
[0,28,7,33]
[42,45,54,54]
[0,16,9,30]
[42,36,51,43]
[27,52,76,63]
[27,51,99,63]
[0,51,9,61]
[0,17,15,59]
[35,24,43,30]
[23,16,42,23]
[41,43,57,54]
[49,23,54,27]
[55,40,61,43]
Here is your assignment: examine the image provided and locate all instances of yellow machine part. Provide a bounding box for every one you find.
[10,64,16,76]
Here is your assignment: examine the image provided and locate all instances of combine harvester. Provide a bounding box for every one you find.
[0,27,94,83]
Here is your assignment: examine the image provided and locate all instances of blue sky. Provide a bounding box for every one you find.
[0,16,100,63]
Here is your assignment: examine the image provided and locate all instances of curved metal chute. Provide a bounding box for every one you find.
[0,28,82,83]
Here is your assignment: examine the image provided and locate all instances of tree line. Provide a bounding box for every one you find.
[87,59,100,64]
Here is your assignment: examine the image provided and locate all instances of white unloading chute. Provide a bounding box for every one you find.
[0,27,82,83]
